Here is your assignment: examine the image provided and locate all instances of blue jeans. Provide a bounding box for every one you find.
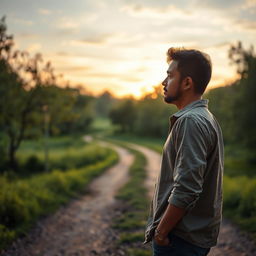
[152,232,211,256]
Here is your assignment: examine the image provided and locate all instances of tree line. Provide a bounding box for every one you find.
[0,17,94,172]
[1,14,255,173]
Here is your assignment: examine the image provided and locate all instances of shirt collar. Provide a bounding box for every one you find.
[172,99,209,118]
[169,99,209,130]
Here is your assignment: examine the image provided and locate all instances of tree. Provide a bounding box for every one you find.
[109,99,137,132]
[94,91,116,118]
[57,87,94,134]
[134,85,176,137]
[0,16,44,170]
[0,17,94,172]
[228,41,256,150]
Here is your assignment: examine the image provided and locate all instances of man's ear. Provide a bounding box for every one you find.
[182,77,193,90]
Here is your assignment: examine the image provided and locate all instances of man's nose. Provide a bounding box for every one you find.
[162,77,167,86]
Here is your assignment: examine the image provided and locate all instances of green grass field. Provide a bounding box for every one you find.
[0,136,118,251]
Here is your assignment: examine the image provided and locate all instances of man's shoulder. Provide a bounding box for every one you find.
[173,110,215,136]
[179,107,215,125]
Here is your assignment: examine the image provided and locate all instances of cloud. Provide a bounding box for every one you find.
[54,13,101,36]
[27,43,42,52]
[58,65,92,72]
[13,17,34,26]
[54,47,126,61]
[197,0,244,9]
[210,42,231,49]
[79,34,111,45]
[234,19,256,31]
[134,66,148,73]
[18,33,39,39]
[55,17,80,34]
[121,3,191,19]
[83,71,142,82]
[56,51,69,56]
[243,0,256,10]
[194,0,256,30]
[68,31,122,46]
[38,8,52,15]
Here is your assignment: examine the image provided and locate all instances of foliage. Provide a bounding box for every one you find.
[206,41,256,151]
[0,143,118,250]
[57,91,94,135]
[109,99,137,133]
[1,136,111,177]
[109,86,177,137]
[94,91,117,118]
[0,17,94,171]
[223,175,256,239]
[134,91,176,137]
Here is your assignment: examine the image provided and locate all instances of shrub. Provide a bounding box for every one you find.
[239,179,256,217]
[0,145,118,251]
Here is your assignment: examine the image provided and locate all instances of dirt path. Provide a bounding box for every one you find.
[2,141,255,256]
[127,143,256,256]
[1,143,134,256]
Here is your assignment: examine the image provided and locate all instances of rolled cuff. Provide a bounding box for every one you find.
[168,192,199,211]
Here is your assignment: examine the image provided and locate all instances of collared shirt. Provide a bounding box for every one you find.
[143,99,224,248]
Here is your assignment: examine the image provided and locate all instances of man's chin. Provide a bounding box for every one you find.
[164,96,174,104]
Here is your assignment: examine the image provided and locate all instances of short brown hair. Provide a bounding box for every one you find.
[167,47,212,94]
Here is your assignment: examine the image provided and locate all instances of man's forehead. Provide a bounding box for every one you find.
[167,60,178,73]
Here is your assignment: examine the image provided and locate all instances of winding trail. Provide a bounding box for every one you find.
[1,140,256,256]
[127,142,256,256]
[1,143,134,256]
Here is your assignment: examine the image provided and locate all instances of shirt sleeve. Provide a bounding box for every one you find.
[168,116,209,211]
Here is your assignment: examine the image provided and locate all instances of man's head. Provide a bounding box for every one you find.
[162,47,212,106]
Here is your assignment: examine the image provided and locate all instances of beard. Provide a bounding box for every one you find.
[164,83,182,104]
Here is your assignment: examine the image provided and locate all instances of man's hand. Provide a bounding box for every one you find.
[153,234,171,246]
[152,204,186,247]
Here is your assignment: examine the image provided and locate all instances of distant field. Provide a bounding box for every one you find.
[90,117,117,136]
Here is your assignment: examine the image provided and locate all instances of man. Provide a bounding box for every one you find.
[143,47,224,256]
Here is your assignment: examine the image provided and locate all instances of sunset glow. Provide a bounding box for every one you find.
[1,0,256,98]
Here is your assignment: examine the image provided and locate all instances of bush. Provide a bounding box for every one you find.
[223,175,256,237]
[239,179,256,217]
[0,225,15,250]
[0,189,30,228]
[23,155,45,173]
[0,146,118,251]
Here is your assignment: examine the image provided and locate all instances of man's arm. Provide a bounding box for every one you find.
[154,116,209,245]
[154,204,186,245]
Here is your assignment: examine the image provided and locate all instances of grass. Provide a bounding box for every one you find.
[1,136,115,180]
[104,134,164,153]
[105,138,151,256]
[224,145,256,177]
[90,117,119,137]
[223,175,256,240]
[0,136,118,251]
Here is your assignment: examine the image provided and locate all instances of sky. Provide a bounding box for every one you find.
[1,0,256,98]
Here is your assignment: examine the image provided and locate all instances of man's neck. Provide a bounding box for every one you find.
[176,95,202,110]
